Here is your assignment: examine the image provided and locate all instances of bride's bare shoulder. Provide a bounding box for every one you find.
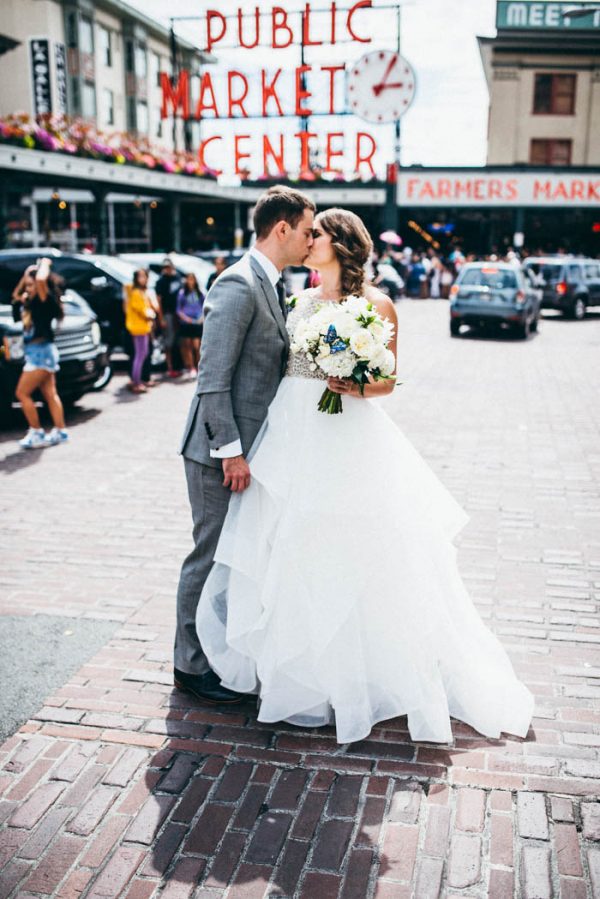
[364,283,397,320]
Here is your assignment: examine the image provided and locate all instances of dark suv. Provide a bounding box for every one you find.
[0,249,153,350]
[0,289,111,424]
[523,256,600,320]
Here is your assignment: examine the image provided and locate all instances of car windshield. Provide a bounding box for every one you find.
[85,255,157,286]
[460,268,517,290]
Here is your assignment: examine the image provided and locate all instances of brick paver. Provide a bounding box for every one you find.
[1,301,599,897]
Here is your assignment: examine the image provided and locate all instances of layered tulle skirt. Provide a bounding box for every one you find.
[196,377,534,744]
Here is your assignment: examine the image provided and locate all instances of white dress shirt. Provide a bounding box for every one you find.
[210,247,282,460]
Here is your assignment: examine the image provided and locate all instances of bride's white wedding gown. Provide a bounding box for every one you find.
[196,296,534,744]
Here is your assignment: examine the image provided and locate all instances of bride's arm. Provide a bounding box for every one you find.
[328,285,398,398]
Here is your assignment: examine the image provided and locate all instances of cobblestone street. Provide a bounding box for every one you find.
[1,299,599,898]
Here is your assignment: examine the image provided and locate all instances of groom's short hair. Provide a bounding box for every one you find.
[253,185,316,239]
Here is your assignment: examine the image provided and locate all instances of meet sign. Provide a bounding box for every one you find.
[497,1,600,30]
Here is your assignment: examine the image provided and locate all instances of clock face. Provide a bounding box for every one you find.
[347,50,416,124]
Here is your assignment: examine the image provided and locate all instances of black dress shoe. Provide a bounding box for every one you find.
[174,668,244,705]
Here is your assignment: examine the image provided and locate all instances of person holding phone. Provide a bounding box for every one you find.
[12,258,68,449]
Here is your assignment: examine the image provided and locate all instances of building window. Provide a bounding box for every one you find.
[155,109,163,138]
[530,139,572,166]
[98,26,112,67]
[135,45,147,78]
[81,82,96,119]
[79,17,94,55]
[533,74,576,115]
[102,88,114,126]
[137,100,149,133]
[150,52,162,88]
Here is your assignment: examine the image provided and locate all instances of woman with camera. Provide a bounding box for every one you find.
[12,258,68,449]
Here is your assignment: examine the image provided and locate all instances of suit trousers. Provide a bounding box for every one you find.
[175,458,231,674]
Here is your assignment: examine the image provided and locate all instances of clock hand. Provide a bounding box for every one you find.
[373,81,404,97]
[378,54,397,88]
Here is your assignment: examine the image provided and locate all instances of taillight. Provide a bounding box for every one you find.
[450,285,459,298]
[515,290,525,304]
[556,282,567,296]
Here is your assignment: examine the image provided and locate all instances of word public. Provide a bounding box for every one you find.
[160,2,381,178]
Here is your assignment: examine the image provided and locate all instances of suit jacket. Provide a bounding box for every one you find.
[179,253,289,468]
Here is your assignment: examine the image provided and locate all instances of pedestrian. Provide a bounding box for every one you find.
[440,264,454,299]
[406,253,426,298]
[155,258,182,378]
[12,258,68,448]
[206,255,228,291]
[175,184,316,704]
[176,273,205,378]
[124,269,157,394]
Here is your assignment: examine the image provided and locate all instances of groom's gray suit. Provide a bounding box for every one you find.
[175,252,290,674]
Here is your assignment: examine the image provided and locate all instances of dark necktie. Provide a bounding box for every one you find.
[276,278,287,318]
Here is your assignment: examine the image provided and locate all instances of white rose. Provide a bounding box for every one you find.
[368,343,387,370]
[350,329,375,359]
[380,349,396,376]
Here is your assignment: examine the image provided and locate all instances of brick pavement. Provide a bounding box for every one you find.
[0,301,599,898]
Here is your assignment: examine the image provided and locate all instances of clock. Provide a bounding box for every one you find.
[347,50,416,124]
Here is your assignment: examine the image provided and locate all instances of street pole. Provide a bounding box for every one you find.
[169,20,178,153]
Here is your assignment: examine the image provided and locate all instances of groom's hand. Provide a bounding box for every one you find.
[222,455,251,492]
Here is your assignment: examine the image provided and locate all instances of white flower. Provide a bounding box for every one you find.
[368,343,387,370]
[380,348,396,376]
[349,329,375,359]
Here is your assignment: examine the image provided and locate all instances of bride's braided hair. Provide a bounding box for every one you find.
[317,208,373,298]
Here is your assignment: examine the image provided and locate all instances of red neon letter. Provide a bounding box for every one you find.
[295,65,313,116]
[263,134,286,177]
[228,71,249,117]
[261,69,284,116]
[238,7,260,49]
[295,131,318,172]
[206,10,227,51]
[321,65,344,114]
[355,131,376,176]
[198,136,223,175]
[160,70,189,120]
[330,1,338,44]
[302,3,323,46]
[272,7,293,48]
[195,72,220,119]
[347,0,372,43]
[234,134,251,175]
[325,131,344,174]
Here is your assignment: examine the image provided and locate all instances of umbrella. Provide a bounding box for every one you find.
[379,230,402,246]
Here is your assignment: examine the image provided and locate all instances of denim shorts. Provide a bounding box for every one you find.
[23,341,60,373]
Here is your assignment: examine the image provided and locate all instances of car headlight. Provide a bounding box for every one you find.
[2,335,25,361]
[91,322,101,346]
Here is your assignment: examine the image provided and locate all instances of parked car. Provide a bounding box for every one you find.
[1,288,111,424]
[119,253,215,292]
[0,249,156,351]
[522,256,600,320]
[449,262,541,339]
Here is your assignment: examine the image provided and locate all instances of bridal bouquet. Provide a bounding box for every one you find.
[290,295,396,414]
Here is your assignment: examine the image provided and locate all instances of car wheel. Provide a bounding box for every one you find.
[569,297,586,321]
[91,363,113,392]
[530,316,539,333]
[516,319,530,340]
[450,320,461,337]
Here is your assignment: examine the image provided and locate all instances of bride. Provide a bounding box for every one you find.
[196,208,534,744]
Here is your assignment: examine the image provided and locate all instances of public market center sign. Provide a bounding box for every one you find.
[160,2,416,179]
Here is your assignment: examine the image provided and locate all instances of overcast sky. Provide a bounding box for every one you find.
[128,0,497,175]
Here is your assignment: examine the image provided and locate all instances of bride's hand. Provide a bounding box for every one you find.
[327,377,357,396]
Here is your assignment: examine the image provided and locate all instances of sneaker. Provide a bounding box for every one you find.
[18,428,47,450]
[167,369,182,379]
[46,428,69,446]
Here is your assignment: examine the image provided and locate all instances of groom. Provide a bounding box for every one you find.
[175,185,316,703]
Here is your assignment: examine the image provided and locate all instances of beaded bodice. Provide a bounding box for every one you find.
[284,296,337,382]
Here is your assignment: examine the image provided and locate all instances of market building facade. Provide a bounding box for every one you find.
[0,0,598,256]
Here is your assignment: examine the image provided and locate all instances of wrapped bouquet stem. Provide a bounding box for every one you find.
[290,295,396,414]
